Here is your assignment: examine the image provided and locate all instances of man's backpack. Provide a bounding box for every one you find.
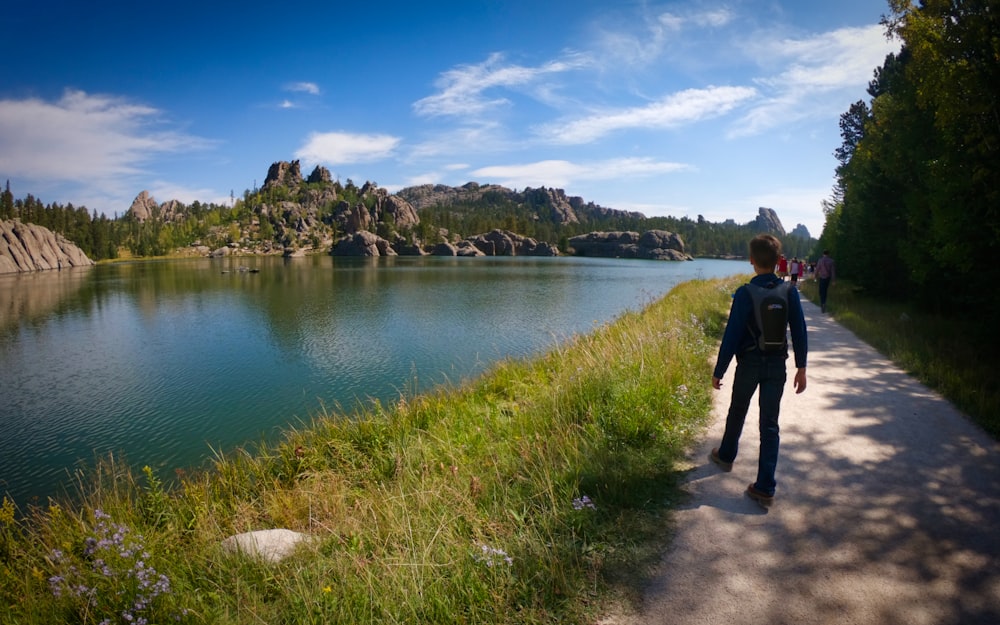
[745,281,791,352]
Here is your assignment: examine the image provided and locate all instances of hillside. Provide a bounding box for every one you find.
[1,162,817,262]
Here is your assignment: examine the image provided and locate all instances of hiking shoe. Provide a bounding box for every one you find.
[709,448,733,472]
[746,483,774,507]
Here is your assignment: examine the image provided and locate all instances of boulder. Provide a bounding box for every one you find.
[465,229,558,257]
[429,242,458,256]
[455,241,486,256]
[0,219,95,273]
[221,529,312,564]
[330,231,397,256]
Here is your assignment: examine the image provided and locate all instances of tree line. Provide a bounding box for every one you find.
[2,178,816,262]
[820,0,998,333]
[417,195,816,260]
[0,181,248,260]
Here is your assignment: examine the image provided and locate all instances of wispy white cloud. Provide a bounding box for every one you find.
[594,7,734,67]
[279,99,296,109]
[0,89,214,213]
[295,131,401,165]
[731,25,899,137]
[539,85,758,144]
[471,157,690,189]
[285,81,320,95]
[413,52,591,118]
[0,89,211,181]
[148,181,231,207]
[408,122,511,159]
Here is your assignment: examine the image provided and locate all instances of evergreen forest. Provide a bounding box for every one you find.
[818,0,999,343]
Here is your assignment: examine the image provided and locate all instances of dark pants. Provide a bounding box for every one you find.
[717,352,787,495]
[818,277,831,309]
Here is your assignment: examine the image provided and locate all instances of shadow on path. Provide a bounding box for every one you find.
[605,299,1000,625]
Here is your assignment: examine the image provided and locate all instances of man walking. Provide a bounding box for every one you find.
[815,250,835,313]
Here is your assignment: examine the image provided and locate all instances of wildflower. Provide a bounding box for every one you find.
[323,586,332,593]
[572,495,597,510]
[47,509,183,622]
[474,543,513,567]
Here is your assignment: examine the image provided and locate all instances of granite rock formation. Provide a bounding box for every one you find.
[789,224,812,239]
[127,191,187,223]
[330,231,398,257]
[0,219,95,273]
[567,230,692,261]
[754,207,786,237]
[466,229,558,257]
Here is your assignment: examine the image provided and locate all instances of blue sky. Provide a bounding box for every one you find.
[1,1,899,237]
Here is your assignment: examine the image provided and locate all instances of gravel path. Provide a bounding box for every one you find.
[605,298,1000,625]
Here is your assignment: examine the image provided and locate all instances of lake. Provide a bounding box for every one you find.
[0,255,745,506]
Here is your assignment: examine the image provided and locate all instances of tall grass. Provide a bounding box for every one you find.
[0,277,741,624]
[799,279,999,439]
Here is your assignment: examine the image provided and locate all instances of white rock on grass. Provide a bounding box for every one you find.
[221,529,312,563]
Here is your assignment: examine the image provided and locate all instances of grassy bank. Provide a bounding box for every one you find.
[0,277,742,624]
[798,279,998,439]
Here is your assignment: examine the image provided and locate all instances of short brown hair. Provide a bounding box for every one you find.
[749,233,781,269]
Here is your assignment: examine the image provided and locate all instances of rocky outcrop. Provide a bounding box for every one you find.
[330,231,397,257]
[567,230,692,261]
[127,191,186,223]
[359,182,420,231]
[263,160,304,189]
[130,192,184,222]
[429,241,487,257]
[465,229,558,256]
[790,224,812,239]
[260,162,420,239]
[127,191,158,222]
[0,219,95,273]
[306,165,332,184]
[754,207,786,237]
[396,182,645,224]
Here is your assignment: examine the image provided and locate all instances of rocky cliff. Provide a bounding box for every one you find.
[0,219,95,273]
[753,207,786,236]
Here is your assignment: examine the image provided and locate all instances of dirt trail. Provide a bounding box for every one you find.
[606,298,1000,625]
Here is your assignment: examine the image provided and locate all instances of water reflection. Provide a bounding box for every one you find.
[0,256,744,506]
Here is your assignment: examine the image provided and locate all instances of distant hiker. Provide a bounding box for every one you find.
[777,254,788,280]
[789,257,800,285]
[709,233,808,507]
[815,250,836,313]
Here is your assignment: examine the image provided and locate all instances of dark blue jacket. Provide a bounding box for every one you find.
[713,273,807,379]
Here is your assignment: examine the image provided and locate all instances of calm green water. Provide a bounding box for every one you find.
[0,255,744,505]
